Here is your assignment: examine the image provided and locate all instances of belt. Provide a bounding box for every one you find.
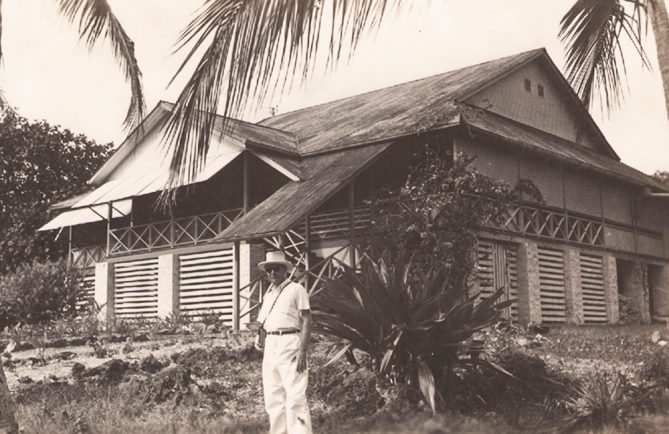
[266,329,300,335]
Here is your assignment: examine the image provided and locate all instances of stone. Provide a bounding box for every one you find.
[651,330,661,344]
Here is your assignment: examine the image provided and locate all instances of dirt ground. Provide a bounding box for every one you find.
[3,324,669,433]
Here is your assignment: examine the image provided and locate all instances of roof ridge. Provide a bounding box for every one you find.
[259,48,545,125]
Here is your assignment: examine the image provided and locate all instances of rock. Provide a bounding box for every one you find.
[72,363,86,379]
[83,359,129,383]
[67,337,90,347]
[49,339,68,348]
[133,333,150,342]
[658,340,668,347]
[651,330,662,344]
[53,351,76,361]
[140,354,165,374]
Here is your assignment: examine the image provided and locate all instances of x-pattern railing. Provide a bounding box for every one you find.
[109,208,243,256]
[493,203,603,246]
[71,245,106,268]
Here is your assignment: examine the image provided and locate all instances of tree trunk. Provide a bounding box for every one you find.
[0,364,17,433]
[649,0,669,120]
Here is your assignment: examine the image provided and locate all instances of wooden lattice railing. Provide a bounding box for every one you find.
[70,245,106,268]
[108,208,243,256]
[490,204,604,246]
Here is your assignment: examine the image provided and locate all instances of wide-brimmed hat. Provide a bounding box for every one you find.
[258,250,293,272]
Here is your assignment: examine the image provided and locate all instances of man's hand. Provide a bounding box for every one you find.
[296,349,308,373]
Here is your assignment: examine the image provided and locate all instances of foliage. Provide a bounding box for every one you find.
[559,0,650,110]
[372,147,541,288]
[563,372,634,430]
[618,294,644,325]
[652,170,669,187]
[313,252,513,414]
[0,259,83,330]
[0,111,111,275]
[640,349,669,388]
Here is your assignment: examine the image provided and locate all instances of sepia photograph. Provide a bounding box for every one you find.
[0,0,669,433]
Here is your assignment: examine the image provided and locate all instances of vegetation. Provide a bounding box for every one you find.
[0,259,82,331]
[559,0,669,118]
[0,111,111,275]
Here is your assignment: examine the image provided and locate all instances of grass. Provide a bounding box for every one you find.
[6,323,669,433]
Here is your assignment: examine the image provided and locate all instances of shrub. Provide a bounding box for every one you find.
[563,372,633,430]
[313,252,512,414]
[618,295,643,325]
[0,259,82,330]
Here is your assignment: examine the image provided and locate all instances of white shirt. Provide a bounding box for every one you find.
[257,280,310,332]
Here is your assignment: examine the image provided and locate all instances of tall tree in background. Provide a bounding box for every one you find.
[0,111,111,275]
[560,0,669,119]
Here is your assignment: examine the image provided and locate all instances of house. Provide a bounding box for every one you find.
[40,48,669,328]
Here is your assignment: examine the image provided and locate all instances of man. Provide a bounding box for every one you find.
[256,251,313,434]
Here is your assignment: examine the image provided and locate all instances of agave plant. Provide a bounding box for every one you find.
[313,252,512,414]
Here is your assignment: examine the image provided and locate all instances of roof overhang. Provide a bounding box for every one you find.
[39,199,132,231]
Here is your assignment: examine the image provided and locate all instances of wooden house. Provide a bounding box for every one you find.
[40,48,669,327]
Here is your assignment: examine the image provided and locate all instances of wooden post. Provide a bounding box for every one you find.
[106,202,112,257]
[169,203,175,248]
[349,183,356,268]
[68,226,73,265]
[243,153,250,214]
[304,216,311,289]
[233,240,241,331]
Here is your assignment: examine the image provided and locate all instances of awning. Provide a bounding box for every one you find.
[39,199,132,231]
[73,149,243,208]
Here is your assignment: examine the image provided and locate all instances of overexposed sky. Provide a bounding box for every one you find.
[2,0,668,174]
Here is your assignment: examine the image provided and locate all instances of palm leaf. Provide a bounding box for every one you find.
[163,0,406,196]
[416,360,437,414]
[559,0,650,110]
[57,0,145,131]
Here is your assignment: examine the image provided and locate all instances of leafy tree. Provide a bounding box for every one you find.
[652,170,669,186]
[560,0,669,119]
[372,147,541,290]
[0,111,111,275]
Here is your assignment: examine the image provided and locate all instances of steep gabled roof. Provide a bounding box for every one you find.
[89,101,299,185]
[259,48,617,158]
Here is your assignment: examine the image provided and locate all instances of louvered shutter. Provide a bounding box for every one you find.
[538,246,566,323]
[579,253,607,323]
[114,258,159,318]
[178,247,235,323]
[476,240,519,320]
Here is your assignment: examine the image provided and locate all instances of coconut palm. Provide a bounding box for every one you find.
[560,0,669,119]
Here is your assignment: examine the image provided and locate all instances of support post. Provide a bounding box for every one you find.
[602,255,620,323]
[94,262,114,324]
[517,242,542,325]
[564,249,584,324]
[106,202,112,256]
[243,153,250,214]
[68,226,73,265]
[157,254,178,319]
[304,216,311,289]
[233,240,241,330]
[349,183,356,269]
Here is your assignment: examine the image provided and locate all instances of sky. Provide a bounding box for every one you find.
[1,0,668,175]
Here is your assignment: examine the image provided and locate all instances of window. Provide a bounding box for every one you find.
[524,78,531,92]
[538,84,545,97]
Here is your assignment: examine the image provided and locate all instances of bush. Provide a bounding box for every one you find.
[618,295,643,325]
[313,252,512,414]
[0,259,82,330]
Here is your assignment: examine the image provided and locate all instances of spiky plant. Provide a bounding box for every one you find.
[563,372,633,430]
[313,252,512,414]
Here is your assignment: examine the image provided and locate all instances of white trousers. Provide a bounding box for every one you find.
[262,334,313,434]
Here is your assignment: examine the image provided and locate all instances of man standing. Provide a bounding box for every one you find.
[256,251,313,434]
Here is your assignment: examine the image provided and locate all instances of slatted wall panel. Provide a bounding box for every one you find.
[538,246,566,323]
[76,268,96,312]
[114,258,159,318]
[579,253,607,323]
[178,247,235,323]
[476,240,519,320]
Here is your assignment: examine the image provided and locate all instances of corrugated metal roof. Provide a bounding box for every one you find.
[39,199,132,231]
[73,149,243,208]
[260,49,545,155]
[215,143,392,241]
[462,109,668,191]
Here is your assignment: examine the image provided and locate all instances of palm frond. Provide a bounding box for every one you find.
[162,0,404,196]
[559,0,650,110]
[57,0,145,131]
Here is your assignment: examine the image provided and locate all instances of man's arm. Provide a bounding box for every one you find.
[296,309,311,372]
